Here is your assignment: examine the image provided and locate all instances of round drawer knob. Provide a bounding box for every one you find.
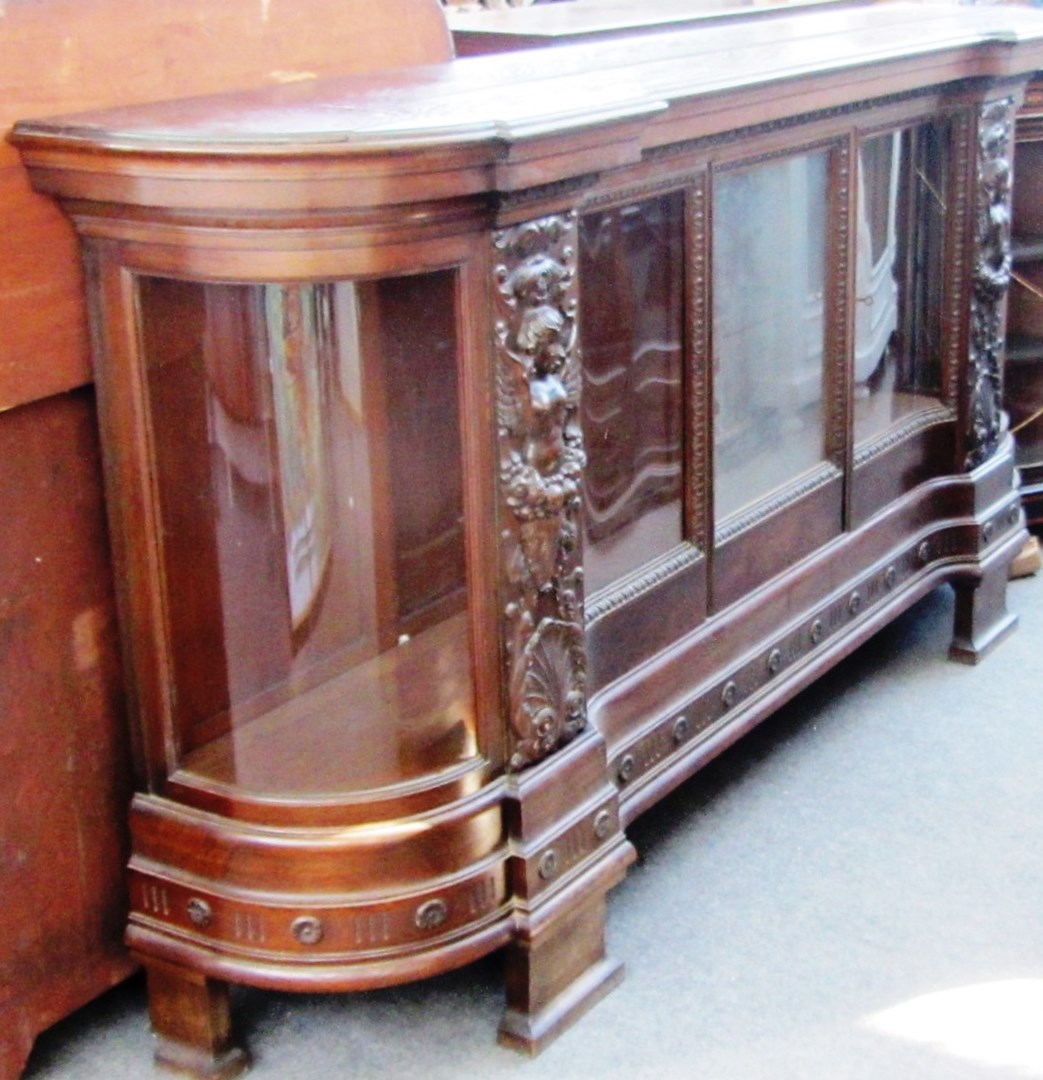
[721,681,738,709]
[291,915,324,945]
[538,850,559,881]
[186,898,212,928]
[414,900,448,932]
[593,809,613,841]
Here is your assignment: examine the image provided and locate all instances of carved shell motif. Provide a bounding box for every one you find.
[509,618,587,772]
[493,212,589,771]
[966,97,1014,470]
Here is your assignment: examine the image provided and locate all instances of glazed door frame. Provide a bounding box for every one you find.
[80,230,507,792]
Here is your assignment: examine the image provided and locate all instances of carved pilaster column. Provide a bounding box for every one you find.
[493,212,588,771]
[966,96,1015,469]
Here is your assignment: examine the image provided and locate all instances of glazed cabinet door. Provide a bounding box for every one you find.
[91,258,501,814]
[576,186,703,685]
[849,114,965,523]
[709,143,846,609]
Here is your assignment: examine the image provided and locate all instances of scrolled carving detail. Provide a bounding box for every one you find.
[494,213,589,772]
[966,98,1015,469]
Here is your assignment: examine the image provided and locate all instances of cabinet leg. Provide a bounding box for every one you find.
[498,890,624,1055]
[145,960,249,1079]
[949,558,1019,665]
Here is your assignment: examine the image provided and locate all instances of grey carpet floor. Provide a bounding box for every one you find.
[23,569,1043,1079]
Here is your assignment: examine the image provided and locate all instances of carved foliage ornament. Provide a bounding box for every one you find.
[494,212,588,771]
[966,97,1014,469]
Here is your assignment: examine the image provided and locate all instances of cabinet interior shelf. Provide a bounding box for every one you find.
[1005,332,1043,365]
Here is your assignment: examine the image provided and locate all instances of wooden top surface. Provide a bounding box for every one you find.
[15,4,1043,156]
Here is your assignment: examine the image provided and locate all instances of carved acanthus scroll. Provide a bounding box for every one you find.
[494,212,588,771]
[966,97,1014,469]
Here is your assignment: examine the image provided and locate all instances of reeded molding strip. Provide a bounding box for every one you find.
[714,462,840,546]
[586,544,703,624]
[853,406,954,468]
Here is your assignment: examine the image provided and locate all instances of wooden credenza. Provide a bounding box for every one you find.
[13,4,1042,1076]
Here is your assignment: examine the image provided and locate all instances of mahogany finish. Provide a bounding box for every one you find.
[13,4,1042,1075]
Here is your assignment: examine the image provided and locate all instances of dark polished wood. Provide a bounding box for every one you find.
[12,4,1042,1075]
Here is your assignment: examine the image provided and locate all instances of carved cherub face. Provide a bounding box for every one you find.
[511,253,565,306]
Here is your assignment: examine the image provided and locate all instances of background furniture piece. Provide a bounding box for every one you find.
[14,4,1041,1076]
[0,3,452,1077]
[448,0,854,54]
[1008,76,1043,527]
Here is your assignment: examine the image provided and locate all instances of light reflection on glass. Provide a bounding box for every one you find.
[712,150,830,523]
[138,272,476,793]
[579,192,686,594]
[854,120,949,445]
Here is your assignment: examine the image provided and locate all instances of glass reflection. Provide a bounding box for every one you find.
[138,273,476,792]
[713,150,829,523]
[579,192,686,594]
[854,121,949,444]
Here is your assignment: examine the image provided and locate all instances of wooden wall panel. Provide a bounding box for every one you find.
[0,0,453,411]
[0,390,134,1080]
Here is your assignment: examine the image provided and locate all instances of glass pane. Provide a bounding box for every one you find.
[713,151,829,522]
[854,121,949,444]
[138,272,476,795]
[579,192,686,594]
